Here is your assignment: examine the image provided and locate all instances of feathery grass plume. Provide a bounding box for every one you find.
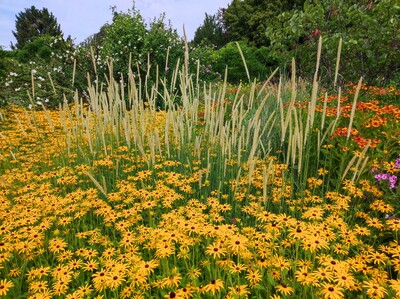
[341,140,370,182]
[347,77,362,140]
[236,42,250,82]
[334,38,343,87]
[31,69,35,99]
[304,36,322,147]
[85,171,108,197]
[263,158,275,205]
[26,92,40,139]
[0,176,11,187]
[14,114,27,138]
[90,46,98,77]
[320,93,328,131]
[72,58,76,86]
[40,103,55,132]
[47,72,56,93]
[351,140,371,183]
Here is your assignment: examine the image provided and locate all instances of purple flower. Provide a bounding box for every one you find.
[395,156,400,168]
[389,175,398,189]
[375,173,389,181]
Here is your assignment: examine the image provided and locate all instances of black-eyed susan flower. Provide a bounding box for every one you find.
[106,272,126,289]
[205,242,227,259]
[245,268,262,286]
[0,279,14,296]
[319,283,344,299]
[363,280,388,298]
[202,279,224,295]
[275,284,294,296]
[136,259,159,275]
[227,284,250,297]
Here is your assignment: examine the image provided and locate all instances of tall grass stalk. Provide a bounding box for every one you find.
[48,36,362,202]
[347,77,363,140]
[334,38,343,87]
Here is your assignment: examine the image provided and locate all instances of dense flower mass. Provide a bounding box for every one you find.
[0,77,399,298]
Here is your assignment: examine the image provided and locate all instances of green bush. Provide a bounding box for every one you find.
[212,41,275,83]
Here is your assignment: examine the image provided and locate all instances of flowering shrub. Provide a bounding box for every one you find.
[0,35,76,108]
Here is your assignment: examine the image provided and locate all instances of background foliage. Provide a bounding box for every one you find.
[265,0,400,85]
[0,1,399,108]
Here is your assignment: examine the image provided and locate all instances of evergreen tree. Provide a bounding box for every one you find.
[193,11,229,49]
[12,6,62,49]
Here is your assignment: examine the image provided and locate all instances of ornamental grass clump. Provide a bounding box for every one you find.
[0,38,399,298]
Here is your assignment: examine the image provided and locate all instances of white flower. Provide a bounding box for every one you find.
[38,76,45,81]
[45,98,49,103]
[32,69,37,74]
[28,104,33,109]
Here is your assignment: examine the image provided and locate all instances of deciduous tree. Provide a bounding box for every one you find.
[223,0,305,47]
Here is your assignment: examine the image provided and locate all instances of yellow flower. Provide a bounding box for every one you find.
[390,279,400,296]
[187,268,201,279]
[29,280,48,293]
[106,272,125,289]
[227,284,250,297]
[245,268,262,286]
[205,243,227,259]
[92,269,108,291]
[229,263,247,274]
[319,283,344,299]
[135,259,159,275]
[0,279,14,296]
[48,237,68,253]
[228,234,249,255]
[275,284,294,296]
[312,267,335,283]
[83,259,98,272]
[161,273,182,288]
[334,270,357,290]
[202,279,224,295]
[363,281,388,298]
[295,267,313,286]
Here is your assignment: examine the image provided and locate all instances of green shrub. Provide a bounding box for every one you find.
[212,41,275,83]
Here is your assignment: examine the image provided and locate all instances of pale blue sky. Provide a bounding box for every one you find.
[0,0,231,49]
